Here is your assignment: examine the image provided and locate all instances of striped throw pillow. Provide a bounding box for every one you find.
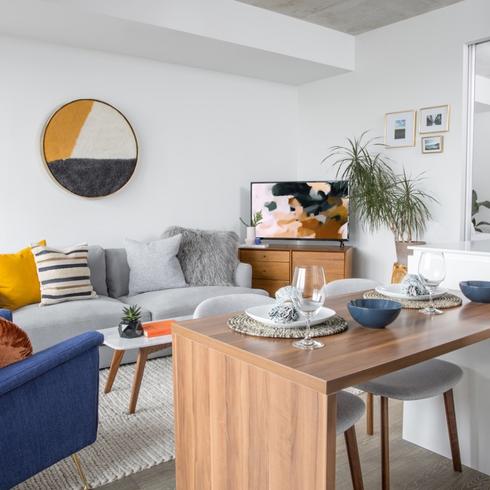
[32,243,97,305]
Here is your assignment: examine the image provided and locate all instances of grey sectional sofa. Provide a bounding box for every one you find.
[13,246,266,368]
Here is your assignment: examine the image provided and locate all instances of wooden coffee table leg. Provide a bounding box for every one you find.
[128,343,169,414]
[105,349,125,394]
[129,347,150,414]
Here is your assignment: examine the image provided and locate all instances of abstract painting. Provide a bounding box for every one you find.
[42,99,138,197]
[252,181,349,240]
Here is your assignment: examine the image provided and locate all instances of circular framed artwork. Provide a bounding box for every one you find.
[42,99,138,198]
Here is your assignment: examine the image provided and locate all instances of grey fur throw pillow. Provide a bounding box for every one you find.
[162,227,239,286]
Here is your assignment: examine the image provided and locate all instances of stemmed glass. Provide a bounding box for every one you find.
[291,265,326,350]
[418,251,446,315]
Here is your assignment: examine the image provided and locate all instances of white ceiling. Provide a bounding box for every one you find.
[0,0,354,85]
[237,0,463,35]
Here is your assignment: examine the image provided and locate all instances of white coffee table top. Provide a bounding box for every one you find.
[98,326,172,351]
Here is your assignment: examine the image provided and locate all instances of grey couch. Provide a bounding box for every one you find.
[13,246,266,368]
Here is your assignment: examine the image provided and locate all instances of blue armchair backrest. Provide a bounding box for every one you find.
[0,331,103,489]
[0,309,12,321]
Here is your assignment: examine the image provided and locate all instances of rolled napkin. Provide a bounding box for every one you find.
[400,274,429,297]
[268,303,300,324]
[275,286,297,303]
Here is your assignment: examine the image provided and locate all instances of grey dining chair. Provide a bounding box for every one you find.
[357,361,463,490]
[327,278,464,490]
[325,277,381,297]
[193,292,367,490]
[193,293,274,318]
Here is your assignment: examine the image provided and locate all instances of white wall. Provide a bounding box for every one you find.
[0,35,298,251]
[472,109,490,230]
[298,0,490,282]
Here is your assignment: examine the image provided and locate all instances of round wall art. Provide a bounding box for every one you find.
[42,99,138,198]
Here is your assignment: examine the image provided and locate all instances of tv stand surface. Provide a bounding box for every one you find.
[239,243,353,296]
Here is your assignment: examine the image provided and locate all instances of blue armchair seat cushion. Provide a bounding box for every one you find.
[0,331,103,489]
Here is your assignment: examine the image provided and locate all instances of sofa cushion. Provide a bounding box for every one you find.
[88,245,108,296]
[13,297,151,354]
[125,235,187,295]
[0,241,46,311]
[120,286,268,320]
[32,243,96,305]
[162,227,239,286]
[0,318,32,368]
[105,248,130,298]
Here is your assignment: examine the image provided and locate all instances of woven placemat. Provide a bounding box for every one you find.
[228,312,348,338]
[363,289,462,309]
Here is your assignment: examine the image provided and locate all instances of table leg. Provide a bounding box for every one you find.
[326,393,337,489]
[104,349,124,394]
[128,344,169,415]
[129,347,150,414]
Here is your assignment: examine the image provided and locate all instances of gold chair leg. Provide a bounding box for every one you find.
[71,453,90,490]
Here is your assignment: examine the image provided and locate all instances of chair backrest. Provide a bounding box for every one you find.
[193,293,274,319]
[325,278,381,297]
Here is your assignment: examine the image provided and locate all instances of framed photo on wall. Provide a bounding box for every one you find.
[385,110,416,147]
[422,135,444,153]
[419,105,450,133]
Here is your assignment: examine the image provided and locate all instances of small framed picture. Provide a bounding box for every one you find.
[422,135,444,153]
[419,105,450,133]
[385,110,416,147]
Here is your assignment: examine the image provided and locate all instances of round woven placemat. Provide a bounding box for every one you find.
[363,289,462,309]
[227,313,348,338]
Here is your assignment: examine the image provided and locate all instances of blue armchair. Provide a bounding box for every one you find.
[0,312,103,490]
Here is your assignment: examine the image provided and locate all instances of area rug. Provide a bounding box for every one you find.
[16,357,175,489]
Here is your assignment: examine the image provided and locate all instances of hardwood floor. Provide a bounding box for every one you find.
[101,396,490,490]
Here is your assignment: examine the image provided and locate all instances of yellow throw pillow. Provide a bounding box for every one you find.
[0,241,46,310]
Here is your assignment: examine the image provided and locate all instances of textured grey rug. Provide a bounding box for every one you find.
[16,357,175,489]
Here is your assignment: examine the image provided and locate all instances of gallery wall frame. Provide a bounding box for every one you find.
[419,105,450,134]
[384,110,417,147]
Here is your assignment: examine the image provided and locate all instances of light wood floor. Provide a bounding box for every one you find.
[101,396,490,490]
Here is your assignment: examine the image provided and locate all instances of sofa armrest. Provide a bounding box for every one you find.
[0,331,103,396]
[234,262,252,288]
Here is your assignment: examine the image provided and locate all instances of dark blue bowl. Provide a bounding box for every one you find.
[459,281,490,303]
[348,299,402,329]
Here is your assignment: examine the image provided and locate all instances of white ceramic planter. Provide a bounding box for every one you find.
[245,226,256,245]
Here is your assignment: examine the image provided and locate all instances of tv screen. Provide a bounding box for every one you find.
[251,181,349,241]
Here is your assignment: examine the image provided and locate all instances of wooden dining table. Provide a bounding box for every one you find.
[172,291,490,490]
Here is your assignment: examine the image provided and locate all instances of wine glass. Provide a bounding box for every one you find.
[291,265,326,350]
[418,251,446,315]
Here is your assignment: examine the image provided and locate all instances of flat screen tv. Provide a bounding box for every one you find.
[251,181,349,241]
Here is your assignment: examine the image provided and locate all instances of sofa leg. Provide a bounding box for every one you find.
[71,453,90,490]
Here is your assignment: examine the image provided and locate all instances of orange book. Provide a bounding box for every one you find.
[142,320,174,338]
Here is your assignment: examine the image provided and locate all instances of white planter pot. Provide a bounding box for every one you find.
[245,227,256,245]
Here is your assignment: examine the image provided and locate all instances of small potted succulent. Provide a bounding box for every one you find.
[118,305,143,338]
[240,210,263,245]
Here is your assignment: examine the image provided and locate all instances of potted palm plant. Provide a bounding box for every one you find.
[323,132,435,271]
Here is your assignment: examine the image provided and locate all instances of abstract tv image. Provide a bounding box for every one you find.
[43,99,138,198]
[252,181,349,240]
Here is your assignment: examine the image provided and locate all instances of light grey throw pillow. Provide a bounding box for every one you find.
[125,235,187,295]
[162,226,239,286]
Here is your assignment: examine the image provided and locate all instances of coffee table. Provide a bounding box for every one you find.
[98,326,172,414]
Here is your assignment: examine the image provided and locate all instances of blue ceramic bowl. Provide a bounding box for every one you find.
[348,299,402,329]
[459,281,490,303]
